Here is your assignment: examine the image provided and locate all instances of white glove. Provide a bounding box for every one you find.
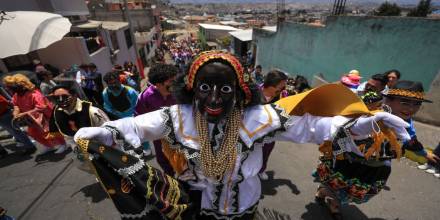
[350,112,411,141]
[74,127,142,148]
[123,133,141,148]
[74,127,113,146]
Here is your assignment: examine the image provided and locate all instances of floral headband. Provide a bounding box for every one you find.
[186,51,252,104]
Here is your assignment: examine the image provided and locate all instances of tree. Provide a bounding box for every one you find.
[197,31,208,51]
[407,0,432,17]
[374,1,401,16]
[216,36,231,49]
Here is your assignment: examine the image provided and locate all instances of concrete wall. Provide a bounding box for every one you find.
[90,47,114,74]
[50,0,89,16]
[203,29,234,41]
[113,28,137,68]
[1,0,47,11]
[415,72,440,126]
[37,37,90,70]
[92,10,154,32]
[254,16,440,91]
[0,0,88,16]
[254,16,440,124]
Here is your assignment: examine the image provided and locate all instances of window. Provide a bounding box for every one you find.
[110,31,119,51]
[66,30,104,54]
[124,29,133,49]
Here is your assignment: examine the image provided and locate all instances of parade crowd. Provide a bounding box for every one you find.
[1,49,440,220]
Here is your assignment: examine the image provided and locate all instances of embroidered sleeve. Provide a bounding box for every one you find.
[102,108,169,143]
[275,114,350,144]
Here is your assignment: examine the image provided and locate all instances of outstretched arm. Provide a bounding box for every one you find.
[275,112,410,144]
[74,108,168,148]
[275,114,348,144]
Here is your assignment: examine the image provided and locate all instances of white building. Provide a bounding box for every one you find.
[198,23,238,42]
[0,0,136,76]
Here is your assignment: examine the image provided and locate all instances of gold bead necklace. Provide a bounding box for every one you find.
[196,107,242,181]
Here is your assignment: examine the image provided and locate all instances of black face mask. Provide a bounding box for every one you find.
[194,62,237,123]
[52,94,73,108]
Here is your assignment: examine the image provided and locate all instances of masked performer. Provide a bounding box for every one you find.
[74,51,409,220]
[48,83,109,149]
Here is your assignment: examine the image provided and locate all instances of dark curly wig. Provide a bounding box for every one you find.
[171,58,261,108]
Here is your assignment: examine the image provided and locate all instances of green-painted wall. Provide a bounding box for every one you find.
[255,16,440,90]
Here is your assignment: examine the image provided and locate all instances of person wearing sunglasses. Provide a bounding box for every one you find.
[48,83,109,150]
[383,80,439,165]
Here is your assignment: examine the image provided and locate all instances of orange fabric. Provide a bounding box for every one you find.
[161,140,187,175]
[275,83,371,117]
[119,74,127,84]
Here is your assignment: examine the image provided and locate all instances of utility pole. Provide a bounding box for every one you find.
[121,0,144,78]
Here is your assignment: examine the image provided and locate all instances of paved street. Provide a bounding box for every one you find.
[1,121,439,220]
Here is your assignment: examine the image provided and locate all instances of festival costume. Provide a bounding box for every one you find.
[310,81,431,205]
[74,51,409,219]
[49,99,109,143]
[77,103,340,219]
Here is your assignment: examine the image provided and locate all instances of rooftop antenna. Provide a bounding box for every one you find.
[332,0,347,15]
[277,0,286,24]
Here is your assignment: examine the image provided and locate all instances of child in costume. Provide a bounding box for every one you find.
[314,80,438,220]
[74,51,410,220]
[383,81,439,173]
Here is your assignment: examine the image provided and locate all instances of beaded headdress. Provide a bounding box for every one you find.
[186,50,252,104]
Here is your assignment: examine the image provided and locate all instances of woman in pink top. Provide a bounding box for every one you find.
[3,74,66,154]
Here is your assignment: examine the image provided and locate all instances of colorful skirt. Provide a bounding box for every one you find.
[316,158,391,205]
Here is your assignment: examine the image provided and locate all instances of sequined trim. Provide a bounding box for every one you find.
[115,160,145,178]
[120,204,154,219]
[160,107,200,160]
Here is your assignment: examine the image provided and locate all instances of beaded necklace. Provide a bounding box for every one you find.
[196,107,242,181]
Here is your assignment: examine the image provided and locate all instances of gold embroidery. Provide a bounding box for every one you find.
[121,178,133,194]
[76,138,89,154]
[98,146,105,154]
[145,165,154,199]
[240,105,273,138]
[177,106,199,141]
[108,188,116,195]
[121,155,128,163]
